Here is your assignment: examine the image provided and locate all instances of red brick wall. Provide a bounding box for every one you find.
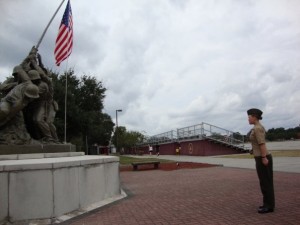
[134,140,242,156]
[178,140,239,156]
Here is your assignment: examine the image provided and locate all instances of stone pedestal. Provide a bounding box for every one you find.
[0,154,123,224]
[0,144,76,155]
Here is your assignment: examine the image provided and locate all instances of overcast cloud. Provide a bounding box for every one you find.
[0,0,300,137]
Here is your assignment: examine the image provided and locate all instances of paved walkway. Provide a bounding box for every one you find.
[64,141,300,225]
[64,157,300,224]
[67,167,300,225]
[131,140,300,173]
[245,140,300,150]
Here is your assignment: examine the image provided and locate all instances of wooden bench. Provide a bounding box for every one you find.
[131,161,160,171]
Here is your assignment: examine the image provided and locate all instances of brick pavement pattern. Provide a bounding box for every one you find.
[67,167,300,225]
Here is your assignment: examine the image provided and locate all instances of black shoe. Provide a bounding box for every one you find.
[258,207,274,214]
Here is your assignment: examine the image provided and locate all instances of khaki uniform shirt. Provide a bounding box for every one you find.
[249,122,269,157]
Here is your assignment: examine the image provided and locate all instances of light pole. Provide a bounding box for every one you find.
[115,109,122,153]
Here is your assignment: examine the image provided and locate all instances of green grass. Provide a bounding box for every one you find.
[118,155,173,165]
[220,150,300,159]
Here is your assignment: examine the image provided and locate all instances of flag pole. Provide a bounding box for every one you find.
[36,0,66,49]
[64,65,68,143]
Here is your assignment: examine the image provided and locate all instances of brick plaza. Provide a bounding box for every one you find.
[66,166,300,225]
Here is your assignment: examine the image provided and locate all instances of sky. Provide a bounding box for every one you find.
[0,0,300,137]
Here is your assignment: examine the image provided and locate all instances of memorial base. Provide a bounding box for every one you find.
[0,154,122,224]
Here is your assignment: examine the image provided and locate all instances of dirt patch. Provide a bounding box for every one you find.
[120,162,218,172]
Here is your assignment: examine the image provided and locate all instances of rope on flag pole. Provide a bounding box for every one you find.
[36,0,66,49]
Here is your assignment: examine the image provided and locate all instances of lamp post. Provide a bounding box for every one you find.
[115,109,122,153]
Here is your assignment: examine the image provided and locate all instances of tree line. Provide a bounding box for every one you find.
[265,127,300,141]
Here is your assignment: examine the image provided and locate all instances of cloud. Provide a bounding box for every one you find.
[1,0,300,136]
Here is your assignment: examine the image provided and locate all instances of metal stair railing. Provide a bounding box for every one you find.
[201,122,247,151]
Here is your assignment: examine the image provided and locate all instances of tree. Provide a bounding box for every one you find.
[266,126,300,141]
[51,69,114,150]
[87,112,114,146]
[123,131,145,148]
[112,126,126,152]
[112,126,145,152]
[52,70,81,140]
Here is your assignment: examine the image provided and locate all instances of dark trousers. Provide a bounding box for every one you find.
[255,154,275,209]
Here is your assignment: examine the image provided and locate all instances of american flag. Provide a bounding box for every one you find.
[54,0,73,66]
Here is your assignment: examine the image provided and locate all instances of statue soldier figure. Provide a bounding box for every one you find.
[0,47,60,144]
[25,64,59,143]
[0,65,40,144]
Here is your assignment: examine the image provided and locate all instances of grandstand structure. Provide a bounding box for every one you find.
[135,122,249,156]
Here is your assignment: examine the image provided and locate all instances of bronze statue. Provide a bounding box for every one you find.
[0,47,60,144]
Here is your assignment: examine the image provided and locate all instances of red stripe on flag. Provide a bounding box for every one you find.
[54,0,73,66]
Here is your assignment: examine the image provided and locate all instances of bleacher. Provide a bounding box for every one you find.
[139,122,249,153]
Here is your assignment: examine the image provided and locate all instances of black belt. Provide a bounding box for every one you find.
[255,154,271,159]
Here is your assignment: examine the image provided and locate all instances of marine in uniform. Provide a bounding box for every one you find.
[247,108,275,213]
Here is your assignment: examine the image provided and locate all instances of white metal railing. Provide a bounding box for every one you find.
[146,130,177,145]
[142,122,247,150]
[177,124,203,139]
